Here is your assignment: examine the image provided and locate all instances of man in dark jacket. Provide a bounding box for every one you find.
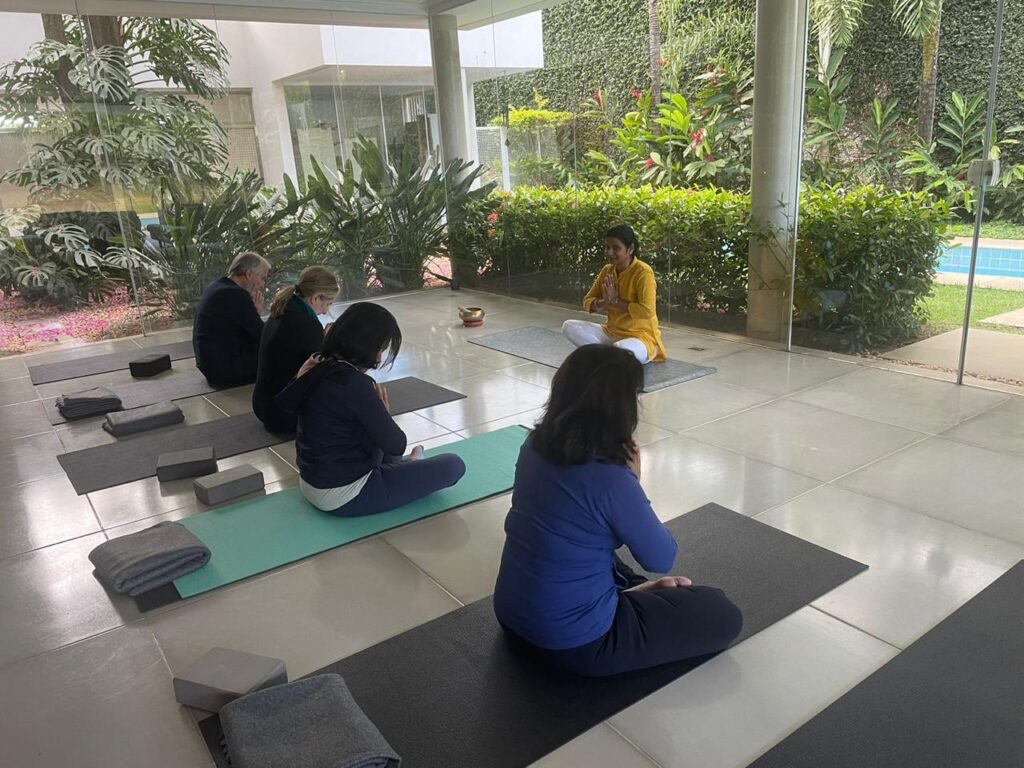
[192,251,270,386]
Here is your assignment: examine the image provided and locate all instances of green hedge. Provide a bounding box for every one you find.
[460,185,948,352]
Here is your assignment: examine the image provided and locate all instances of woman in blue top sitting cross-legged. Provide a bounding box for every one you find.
[493,344,742,677]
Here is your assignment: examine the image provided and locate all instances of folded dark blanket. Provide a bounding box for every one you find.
[56,386,122,420]
[102,401,184,437]
[221,674,400,768]
[88,521,210,596]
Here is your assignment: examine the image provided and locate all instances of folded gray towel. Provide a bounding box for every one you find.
[56,386,122,420]
[221,674,400,768]
[88,521,210,596]
[102,401,184,436]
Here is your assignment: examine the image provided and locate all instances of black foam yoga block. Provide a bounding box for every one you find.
[156,446,217,482]
[129,353,172,378]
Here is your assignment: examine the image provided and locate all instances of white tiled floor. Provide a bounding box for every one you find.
[1,288,1021,768]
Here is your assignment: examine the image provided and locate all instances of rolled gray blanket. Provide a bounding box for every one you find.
[103,401,184,437]
[56,386,122,420]
[88,521,210,596]
[221,674,400,768]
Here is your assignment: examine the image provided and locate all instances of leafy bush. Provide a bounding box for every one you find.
[794,185,949,350]
[462,184,948,352]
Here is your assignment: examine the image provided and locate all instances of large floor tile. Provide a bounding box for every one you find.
[709,347,857,395]
[147,537,460,678]
[500,361,556,389]
[201,382,254,416]
[660,328,749,363]
[640,377,775,432]
[0,376,40,407]
[609,608,896,768]
[942,395,1024,454]
[685,400,924,482]
[0,431,66,488]
[838,437,1024,546]
[757,486,1024,647]
[375,345,491,386]
[383,493,511,603]
[419,372,550,431]
[88,447,296,528]
[639,434,821,519]
[0,625,212,768]
[791,367,1008,433]
[530,724,658,768]
[0,533,136,667]
[134,326,193,345]
[0,400,52,440]
[0,356,28,381]
[0,475,100,559]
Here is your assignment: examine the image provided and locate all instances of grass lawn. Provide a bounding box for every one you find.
[922,283,1024,336]
[948,221,1024,241]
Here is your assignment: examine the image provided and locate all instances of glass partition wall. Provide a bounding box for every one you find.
[0,0,1019,394]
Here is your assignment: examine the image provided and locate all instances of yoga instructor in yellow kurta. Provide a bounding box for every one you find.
[562,224,666,364]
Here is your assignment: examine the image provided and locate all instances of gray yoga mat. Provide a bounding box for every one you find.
[747,560,1024,768]
[58,377,466,494]
[468,326,715,392]
[28,340,194,384]
[43,368,218,425]
[198,503,867,768]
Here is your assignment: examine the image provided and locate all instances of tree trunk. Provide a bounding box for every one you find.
[40,14,81,105]
[916,13,942,145]
[648,0,661,132]
[86,16,123,49]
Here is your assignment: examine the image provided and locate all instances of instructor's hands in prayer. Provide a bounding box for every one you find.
[602,275,620,306]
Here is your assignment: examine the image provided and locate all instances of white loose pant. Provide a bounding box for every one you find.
[562,320,649,364]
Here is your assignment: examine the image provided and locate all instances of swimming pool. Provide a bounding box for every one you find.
[938,243,1024,278]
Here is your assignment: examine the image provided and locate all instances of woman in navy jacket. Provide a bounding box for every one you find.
[493,344,742,676]
[276,302,465,517]
[252,266,339,433]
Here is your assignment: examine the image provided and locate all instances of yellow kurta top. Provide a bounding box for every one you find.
[582,258,666,362]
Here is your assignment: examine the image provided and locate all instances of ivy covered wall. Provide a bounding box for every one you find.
[474,0,1024,161]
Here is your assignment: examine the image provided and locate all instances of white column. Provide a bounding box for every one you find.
[428,14,470,165]
[746,0,810,343]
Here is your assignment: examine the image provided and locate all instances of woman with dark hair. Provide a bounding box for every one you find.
[276,302,466,517]
[562,224,666,364]
[252,266,339,433]
[493,345,741,677]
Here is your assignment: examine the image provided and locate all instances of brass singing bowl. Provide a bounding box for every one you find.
[458,306,485,323]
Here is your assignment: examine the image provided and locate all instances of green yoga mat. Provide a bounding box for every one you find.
[173,426,528,598]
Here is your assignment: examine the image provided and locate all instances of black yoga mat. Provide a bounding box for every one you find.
[197,504,867,768]
[28,340,194,384]
[58,377,465,494]
[747,560,1024,768]
[43,368,218,425]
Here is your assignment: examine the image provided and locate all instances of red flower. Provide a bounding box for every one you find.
[645,157,654,169]
[486,212,499,223]
[630,88,642,100]
[706,153,715,162]
[594,90,603,107]
[658,58,667,67]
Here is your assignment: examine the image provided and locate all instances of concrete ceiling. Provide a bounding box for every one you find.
[0,0,562,29]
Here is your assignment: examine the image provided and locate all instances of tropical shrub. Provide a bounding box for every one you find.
[461,184,948,352]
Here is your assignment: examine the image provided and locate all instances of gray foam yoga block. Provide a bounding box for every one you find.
[173,646,287,713]
[129,352,172,378]
[193,464,265,506]
[156,446,217,482]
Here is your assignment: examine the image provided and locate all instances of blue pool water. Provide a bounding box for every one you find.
[938,244,1024,278]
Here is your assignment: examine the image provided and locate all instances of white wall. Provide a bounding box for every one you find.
[0,13,45,69]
